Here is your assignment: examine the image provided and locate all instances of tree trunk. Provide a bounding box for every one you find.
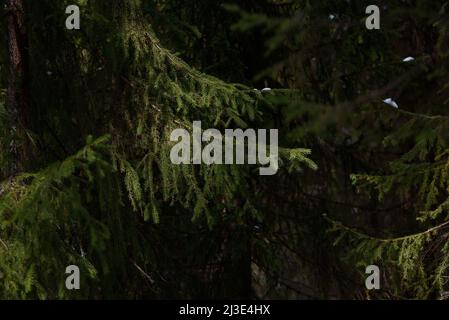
[6,0,30,176]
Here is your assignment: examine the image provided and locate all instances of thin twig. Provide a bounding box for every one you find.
[132,259,155,284]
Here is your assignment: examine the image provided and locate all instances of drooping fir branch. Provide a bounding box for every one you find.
[0,0,318,299]
[325,213,449,297]
[324,214,449,244]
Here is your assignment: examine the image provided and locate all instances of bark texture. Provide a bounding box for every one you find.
[6,0,30,175]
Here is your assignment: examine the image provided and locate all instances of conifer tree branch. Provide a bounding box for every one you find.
[325,215,449,243]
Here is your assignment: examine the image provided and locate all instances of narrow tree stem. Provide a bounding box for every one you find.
[6,0,30,175]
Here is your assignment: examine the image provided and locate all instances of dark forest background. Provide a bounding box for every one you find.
[1,0,449,299]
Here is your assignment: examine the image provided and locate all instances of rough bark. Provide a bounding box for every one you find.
[5,0,30,175]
